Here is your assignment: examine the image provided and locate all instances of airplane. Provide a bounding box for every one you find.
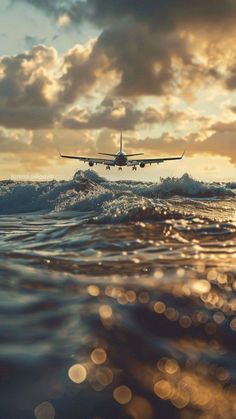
[59,130,185,171]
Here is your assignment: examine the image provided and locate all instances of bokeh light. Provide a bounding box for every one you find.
[68,364,87,384]
[113,385,132,405]
[91,348,107,365]
[34,402,55,419]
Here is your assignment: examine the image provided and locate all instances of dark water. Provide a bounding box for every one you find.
[0,171,236,419]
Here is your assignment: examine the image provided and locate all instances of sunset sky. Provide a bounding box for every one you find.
[1,0,236,181]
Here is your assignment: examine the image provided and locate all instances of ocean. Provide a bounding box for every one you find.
[0,170,236,419]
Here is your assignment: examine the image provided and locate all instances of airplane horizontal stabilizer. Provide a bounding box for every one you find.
[125,153,144,157]
[98,153,117,157]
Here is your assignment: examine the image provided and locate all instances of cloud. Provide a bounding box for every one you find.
[62,99,164,130]
[15,0,236,98]
[0,126,124,171]
[62,97,193,131]
[57,14,71,27]
[125,120,236,165]
[0,127,98,171]
[0,42,110,129]
[16,0,236,28]
[0,45,62,129]
[226,69,236,90]
[95,23,192,97]
[58,41,112,103]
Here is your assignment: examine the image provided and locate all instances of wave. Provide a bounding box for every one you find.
[0,171,234,218]
[133,173,235,198]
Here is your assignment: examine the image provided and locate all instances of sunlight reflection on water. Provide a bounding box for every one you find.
[0,197,236,418]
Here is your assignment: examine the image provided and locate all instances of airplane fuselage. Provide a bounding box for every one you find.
[114,151,128,166]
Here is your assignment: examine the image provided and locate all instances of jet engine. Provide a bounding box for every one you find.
[89,161,94,167]
[140,162,145,168]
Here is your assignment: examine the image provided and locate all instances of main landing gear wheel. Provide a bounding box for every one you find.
[106,166,110,170]
[118,167,122,171]
[132,166,137,171]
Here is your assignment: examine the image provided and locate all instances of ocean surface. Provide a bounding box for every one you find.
[0,170,236,419]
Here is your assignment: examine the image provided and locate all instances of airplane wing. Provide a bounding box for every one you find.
[59,153,115,166]
[127,151,185,166]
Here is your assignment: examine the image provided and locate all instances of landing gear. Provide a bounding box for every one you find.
[132,166,137,171]
[106,166,110,170]
[118,167,122,171]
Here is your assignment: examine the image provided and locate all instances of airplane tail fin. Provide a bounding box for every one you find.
[120,129,123,152]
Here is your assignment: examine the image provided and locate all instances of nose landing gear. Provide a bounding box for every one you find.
[106,166,110,170]
[118,167,122,171]
[132,166,137,171]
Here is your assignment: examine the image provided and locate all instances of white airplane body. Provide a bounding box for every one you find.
[60,130,185,171]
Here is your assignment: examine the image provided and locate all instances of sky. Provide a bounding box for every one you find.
[1,0,236,181]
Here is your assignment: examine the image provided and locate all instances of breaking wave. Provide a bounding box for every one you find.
[0,172,235,222]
